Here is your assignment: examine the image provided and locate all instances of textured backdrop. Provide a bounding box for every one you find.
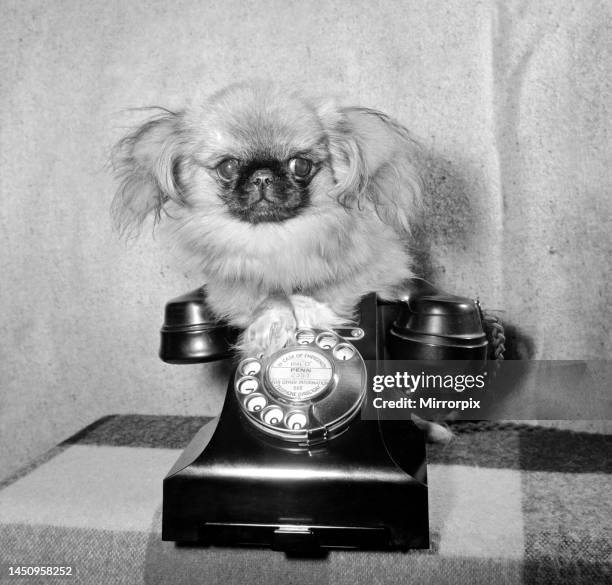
[1,0,610,479]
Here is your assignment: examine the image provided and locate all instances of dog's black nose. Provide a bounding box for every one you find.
[251,169,275,187]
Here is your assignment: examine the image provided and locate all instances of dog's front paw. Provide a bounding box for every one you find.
[238,301,297,358]
[290,295,348,331]
[410,414,453,444]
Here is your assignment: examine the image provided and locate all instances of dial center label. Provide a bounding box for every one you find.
[268,349,333,401]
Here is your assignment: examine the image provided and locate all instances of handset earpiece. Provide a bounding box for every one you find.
[388,278,488,361]
[159,287,238,364]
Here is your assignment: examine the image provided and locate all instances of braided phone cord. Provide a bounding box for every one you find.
[483,312,506,361]
[445,308,508,433]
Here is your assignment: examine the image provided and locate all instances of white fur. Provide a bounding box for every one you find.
[236,295,297,357]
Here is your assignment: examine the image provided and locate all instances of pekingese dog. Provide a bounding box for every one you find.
[112,81,422,357]
[112,81,452,441]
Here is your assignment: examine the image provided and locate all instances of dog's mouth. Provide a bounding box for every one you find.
[229,195,307,224]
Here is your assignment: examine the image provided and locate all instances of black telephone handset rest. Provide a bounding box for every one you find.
[159,279,488,364]
[388,279,488,361]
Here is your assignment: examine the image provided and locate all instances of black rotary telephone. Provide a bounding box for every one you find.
[160,280,497,553]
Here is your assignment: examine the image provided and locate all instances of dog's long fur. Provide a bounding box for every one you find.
[112,82,423,355]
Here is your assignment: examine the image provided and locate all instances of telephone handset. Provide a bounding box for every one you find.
[160,280,493,552]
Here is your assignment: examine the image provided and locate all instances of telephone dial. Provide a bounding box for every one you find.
[160,280,494,553]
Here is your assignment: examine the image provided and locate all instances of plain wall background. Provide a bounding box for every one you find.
[1,0,610,480]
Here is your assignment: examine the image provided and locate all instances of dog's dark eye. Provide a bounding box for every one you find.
[288,157,312,179]
[217,158,239,181]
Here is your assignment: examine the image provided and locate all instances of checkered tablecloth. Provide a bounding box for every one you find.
[0,415,610,584]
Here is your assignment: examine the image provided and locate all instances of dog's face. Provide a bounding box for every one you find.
[112,82,422,287]
[184,84,333,225]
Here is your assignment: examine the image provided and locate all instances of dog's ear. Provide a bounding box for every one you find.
[111,109,186,237]
[321,104,423,233]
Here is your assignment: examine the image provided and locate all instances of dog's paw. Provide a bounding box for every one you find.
[238,301,297,358]
[410,414,454,444]
[290,295,348,330]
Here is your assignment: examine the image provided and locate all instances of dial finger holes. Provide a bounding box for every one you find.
[316,332,337,350]
[296,329,315,345]
[262,406,284,426]
[285,411,308,430]
[245,394,267,412]
[349,328,364,340]
[240,359,261,376]
[237,376,259,394]
[333,343,355,361]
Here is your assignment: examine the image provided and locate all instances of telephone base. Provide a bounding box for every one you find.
[162,389,429,553]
